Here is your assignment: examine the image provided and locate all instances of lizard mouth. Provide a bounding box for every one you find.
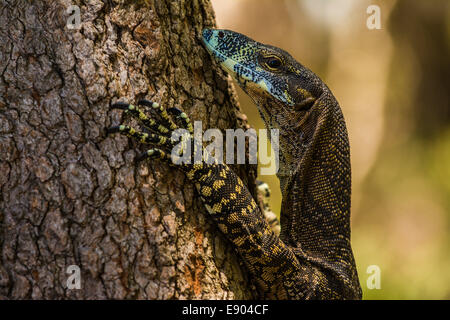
[201,28,257,77]
[201,29,254,77]
[201,28,214,43]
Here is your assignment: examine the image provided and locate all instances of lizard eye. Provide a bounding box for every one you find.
[263,56,283,71]
[268,58,281,68]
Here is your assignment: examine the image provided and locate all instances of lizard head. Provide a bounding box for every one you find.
[202,28,334,179]
[202,28,325,116]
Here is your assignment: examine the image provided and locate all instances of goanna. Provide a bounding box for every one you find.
[107,29,362,299]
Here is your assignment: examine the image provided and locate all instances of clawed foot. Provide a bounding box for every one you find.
[107,99,194,164]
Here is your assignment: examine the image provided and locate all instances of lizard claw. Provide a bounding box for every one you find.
[110,102,130,110]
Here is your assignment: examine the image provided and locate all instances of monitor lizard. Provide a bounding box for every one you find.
[107,28,362,299]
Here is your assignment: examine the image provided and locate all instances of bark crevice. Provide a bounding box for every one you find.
[0,0,256,299]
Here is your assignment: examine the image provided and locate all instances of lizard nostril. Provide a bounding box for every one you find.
[218,31,225,39]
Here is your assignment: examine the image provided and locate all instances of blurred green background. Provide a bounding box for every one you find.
[211,0,450,299]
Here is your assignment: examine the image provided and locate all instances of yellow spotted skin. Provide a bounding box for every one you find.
[124,104,170,134]
[112,125,173,147]
[108,99,320,299]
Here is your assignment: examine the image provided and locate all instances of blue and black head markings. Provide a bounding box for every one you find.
[202,29,213,42]
[202,28,298,106]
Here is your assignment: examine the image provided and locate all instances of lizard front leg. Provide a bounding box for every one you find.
[107,100,330,299]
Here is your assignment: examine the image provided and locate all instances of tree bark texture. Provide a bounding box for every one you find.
[0,0,258,299]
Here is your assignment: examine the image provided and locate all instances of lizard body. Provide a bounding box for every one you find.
[108,29,362,299]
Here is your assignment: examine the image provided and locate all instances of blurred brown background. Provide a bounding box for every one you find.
[211,0,450,299]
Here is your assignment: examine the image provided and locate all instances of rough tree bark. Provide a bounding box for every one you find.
[0,0,258,299]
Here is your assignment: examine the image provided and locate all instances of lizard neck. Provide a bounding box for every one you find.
[258,93,353,257]
[266,93,359,294]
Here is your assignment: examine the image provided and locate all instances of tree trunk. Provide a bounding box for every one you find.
[0,0,257,299]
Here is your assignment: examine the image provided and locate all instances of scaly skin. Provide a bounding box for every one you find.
[107,29,362,299]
